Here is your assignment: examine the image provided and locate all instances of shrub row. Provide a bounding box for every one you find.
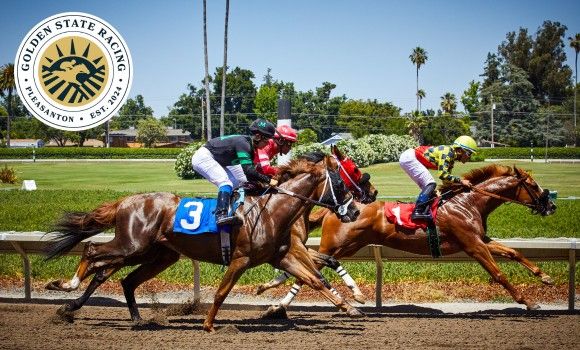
[2,144,578,164]
[0,147,182,159]
[474,147,580,161]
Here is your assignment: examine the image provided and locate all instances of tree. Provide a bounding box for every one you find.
[409,47,428,112]
[569,33,579,138]
[166,84,204,140]
[528,21,572,104]
[417,89,426,111]
[112,95,153,129]
[202,0,212,139]
[440,92,457,114]
[253,85,278,121]
[136,117,167,148]
[461,80,481,114]
[481,53,501,95]
[420,114,471,145]
[0,63,15,147]
[297,128,317,146]
[477,64,540,146]
[337,99,403,138]
[498,28,533,71]
[220,0,230,136]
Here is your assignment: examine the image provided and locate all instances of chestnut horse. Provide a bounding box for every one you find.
[44,154,362,332]
[260,164,557,313]
[256,146,378,305]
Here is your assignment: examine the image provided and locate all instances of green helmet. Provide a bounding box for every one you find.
[453,135,478,154]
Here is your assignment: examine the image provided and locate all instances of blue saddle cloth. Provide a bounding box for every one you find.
[173,198,219,234]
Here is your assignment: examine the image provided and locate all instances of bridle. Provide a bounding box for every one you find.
[468,172,551,213]
[273,167,354,216]
[332,154,371,203]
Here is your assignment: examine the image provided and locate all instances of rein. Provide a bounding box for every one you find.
[272,170,353,214]
[463,173,542,210]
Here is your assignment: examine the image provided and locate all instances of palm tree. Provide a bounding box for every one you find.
[440,92,457,114]
[202,0,212,139]
[409,47,428,112]
[569,33,580,142]
[0,63,15,148]
[417,89,426,112]
[219,0,230,137]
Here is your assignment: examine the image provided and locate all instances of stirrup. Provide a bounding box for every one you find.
[411,211,432,221]
[216,215,242,226]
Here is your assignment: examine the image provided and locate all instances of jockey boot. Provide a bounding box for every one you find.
[411,183,436,221]
[215,191,243,226]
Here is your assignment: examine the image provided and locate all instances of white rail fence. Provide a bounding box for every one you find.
[0,232,577,310]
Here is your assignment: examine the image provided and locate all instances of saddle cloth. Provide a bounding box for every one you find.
[173,198,220,234]
[383,198,440,230]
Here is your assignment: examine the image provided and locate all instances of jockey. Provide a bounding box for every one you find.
[399,135,478,221]
[254,124,298,176]
[191,118,278,226]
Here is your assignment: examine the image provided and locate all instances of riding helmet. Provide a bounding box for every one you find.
[249,119,276,138]
[452,135,478,154]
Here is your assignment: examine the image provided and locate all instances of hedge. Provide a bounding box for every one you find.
[473,147,580,161]
[1,145,578,162]
[0,147,182,159]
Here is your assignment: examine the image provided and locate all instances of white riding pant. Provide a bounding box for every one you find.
[399,148,435,190]
[191,146,247,189]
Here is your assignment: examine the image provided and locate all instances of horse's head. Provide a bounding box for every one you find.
[319,154,360,222]
[278,152,360,223]
[512,166,557,216]
[450,164,557,216]
[331,145,378,204]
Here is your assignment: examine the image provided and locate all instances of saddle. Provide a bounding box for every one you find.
[383,199,442,258]
[173,189,246,265]
[383,198,440,230]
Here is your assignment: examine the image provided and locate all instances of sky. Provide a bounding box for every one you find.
[2,0,579,117]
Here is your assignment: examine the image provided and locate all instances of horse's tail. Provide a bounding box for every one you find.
[44,200,121,260]
[308,207,331,230]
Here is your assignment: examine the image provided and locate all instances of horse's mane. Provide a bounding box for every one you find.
[276,152,327,184]
[439,164,515,193]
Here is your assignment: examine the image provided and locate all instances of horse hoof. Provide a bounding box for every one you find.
[527,303,541,311]
[541,275,555,285]
[203,324,215,333]
[45,280,64,291]
[255,285,266,295]
[346,307,365,318]
[262,305,288,319]
[353,293,366,304]
[56,305,75,323]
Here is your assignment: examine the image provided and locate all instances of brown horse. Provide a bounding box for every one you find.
[260,164,557,313]
[44,153,362,332]
[256,146,378,304]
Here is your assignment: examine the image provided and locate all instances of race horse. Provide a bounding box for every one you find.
[44,153,363,332]
[259,164,557,314]
[256,145,378,305]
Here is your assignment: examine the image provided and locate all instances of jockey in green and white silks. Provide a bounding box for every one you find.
[399,135,478,221]
[191,118,277,226]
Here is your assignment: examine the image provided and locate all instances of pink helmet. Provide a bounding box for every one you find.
[275,125,298,142]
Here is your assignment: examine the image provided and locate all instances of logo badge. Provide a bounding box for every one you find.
[15,12,133,131]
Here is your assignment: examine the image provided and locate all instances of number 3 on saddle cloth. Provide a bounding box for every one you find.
[384,199,442,258]
[173,191,244,265]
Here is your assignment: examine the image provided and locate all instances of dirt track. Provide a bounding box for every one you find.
[0,302,578,350]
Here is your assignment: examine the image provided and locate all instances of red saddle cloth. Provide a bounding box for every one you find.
[383,198,440,230]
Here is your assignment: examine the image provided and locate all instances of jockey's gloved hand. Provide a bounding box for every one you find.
[460,179,472,188]
[269,178,278,187]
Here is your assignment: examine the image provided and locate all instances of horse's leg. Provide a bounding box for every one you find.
[57,266,119,316]
[46,242,104,291]
[308,249,366,304]
[485,240,554,285]
[464,241,539,310]
[256,271,292,295]
[276,246,363,317]
[203,256,250,332]
[121,247,181,322]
